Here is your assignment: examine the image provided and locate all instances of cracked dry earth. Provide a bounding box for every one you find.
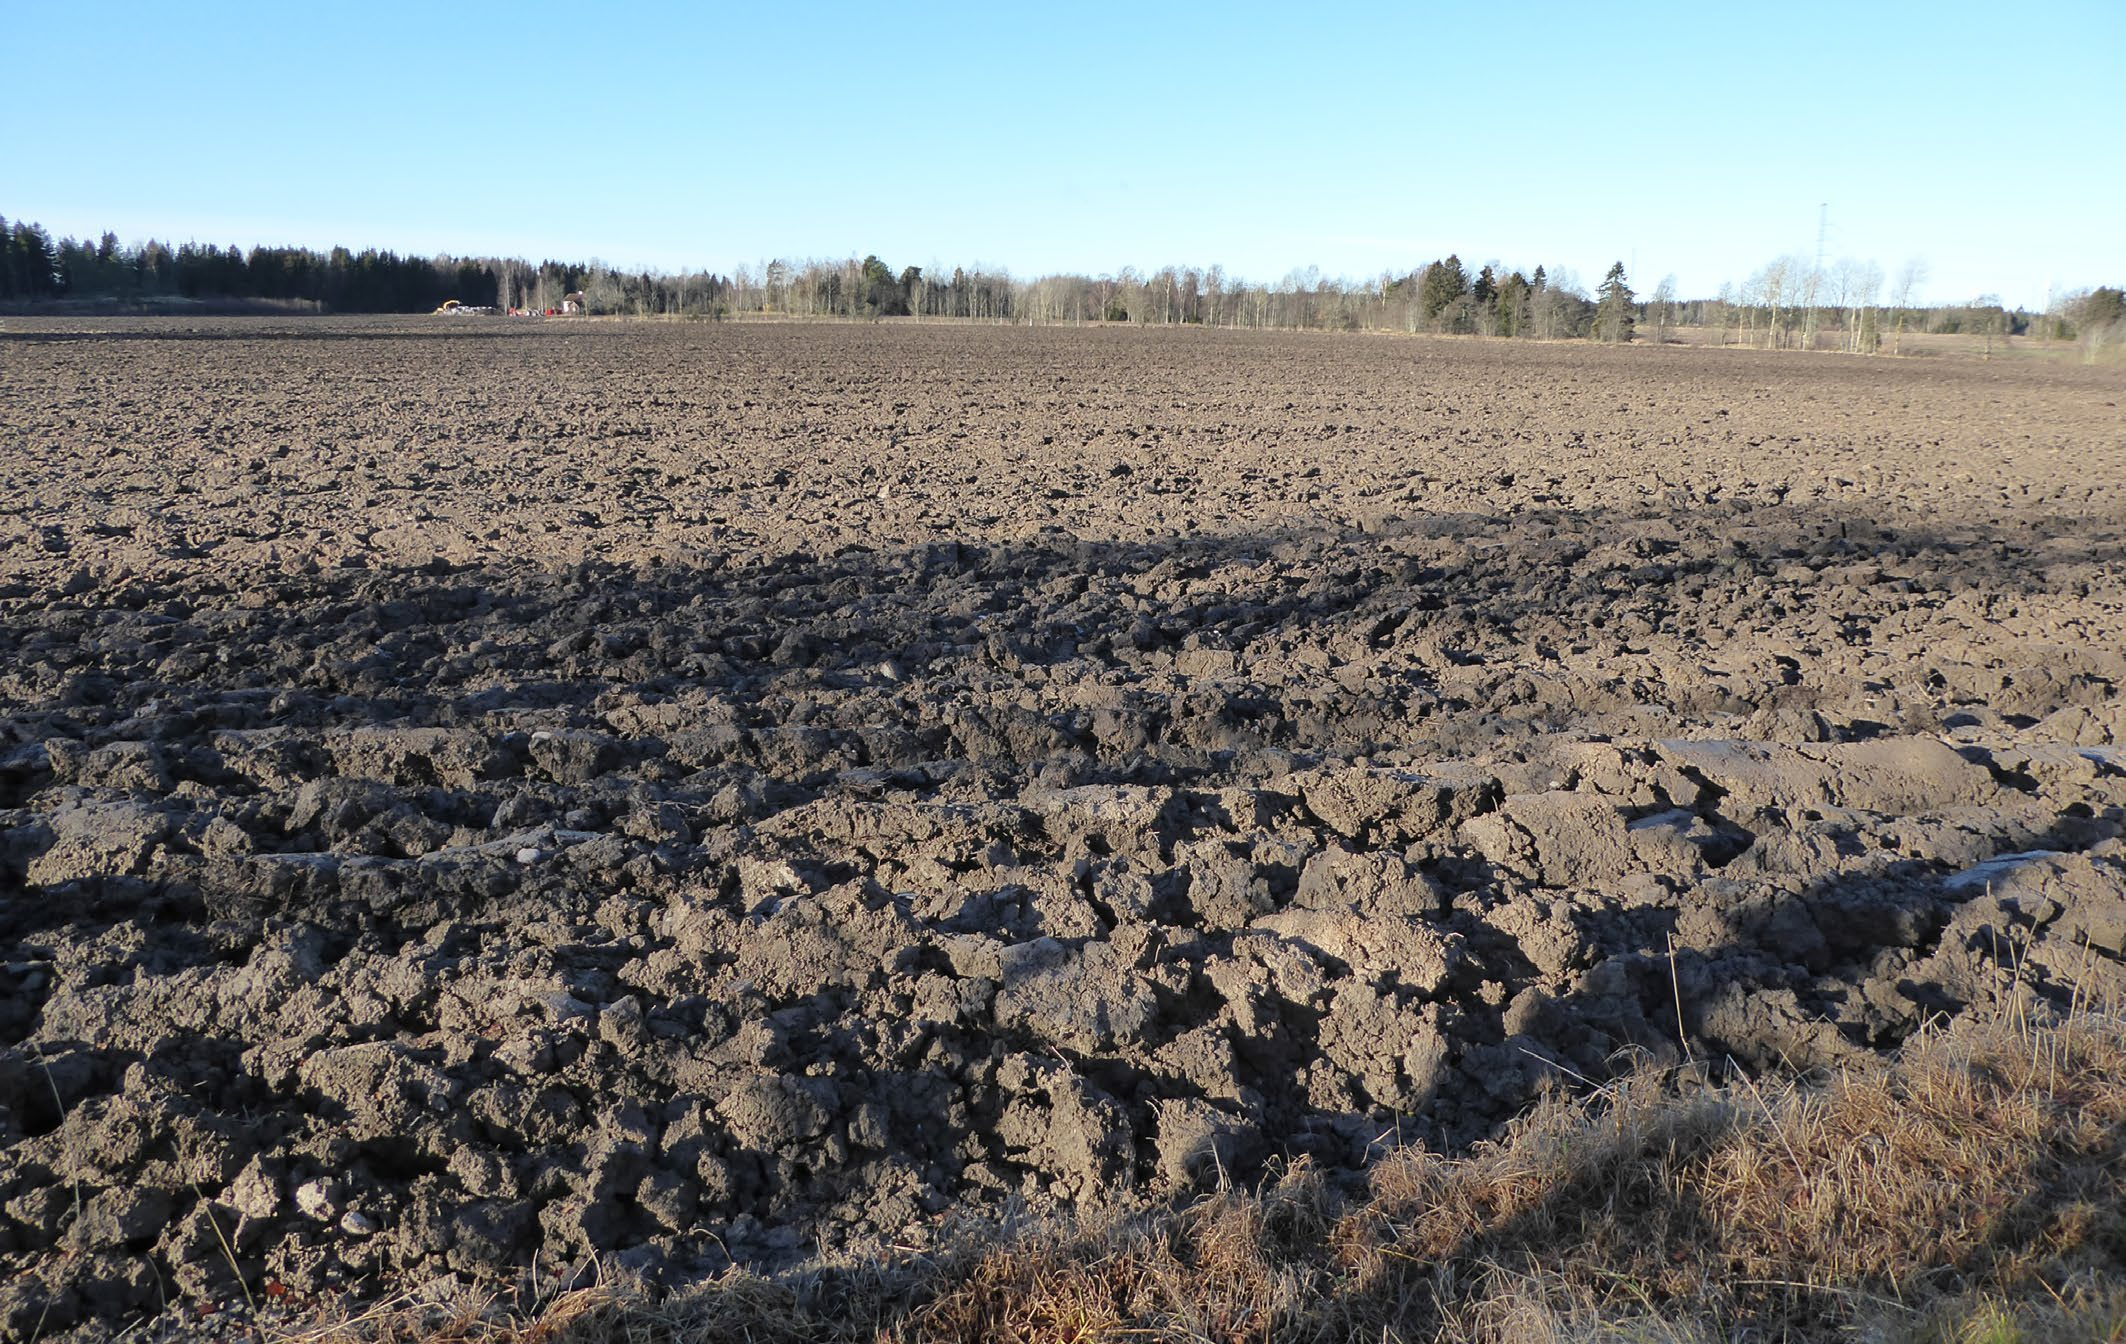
[1,316,2123,1337]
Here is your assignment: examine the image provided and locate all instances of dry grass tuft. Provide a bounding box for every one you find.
[275,1009,2126,1344]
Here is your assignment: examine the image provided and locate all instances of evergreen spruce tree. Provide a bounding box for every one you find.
[1497,270,1531,337]
[1596,261,1635,343]
[1418,254,1469,326]
[1472,265,1497,308]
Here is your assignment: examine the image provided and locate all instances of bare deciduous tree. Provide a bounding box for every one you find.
[1753,257,1794,349]
[1649,274,1677,345]
[1800,255,1826,349]
[1890,259,1928,355]
[1849,261,1883,353]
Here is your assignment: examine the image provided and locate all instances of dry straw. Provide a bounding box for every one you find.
[264,1006,2125,1344]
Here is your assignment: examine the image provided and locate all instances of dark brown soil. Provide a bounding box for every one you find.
[1,317,2122,1338]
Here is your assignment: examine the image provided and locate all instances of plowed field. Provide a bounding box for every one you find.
[2,317,2123,1336]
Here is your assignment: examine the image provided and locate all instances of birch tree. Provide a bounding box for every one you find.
[1849,261,1883,352]
[1753,257,1793,349]
[1890,259,1927,354]
[1649,274,1677,345]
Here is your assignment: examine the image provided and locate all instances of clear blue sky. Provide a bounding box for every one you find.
[12,1,2121,308]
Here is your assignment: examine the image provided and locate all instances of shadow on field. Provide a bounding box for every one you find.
[1,498,2120,745]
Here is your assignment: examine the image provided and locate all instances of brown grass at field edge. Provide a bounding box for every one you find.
[276,1010,2126,1344]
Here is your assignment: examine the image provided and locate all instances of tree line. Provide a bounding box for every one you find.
[0,221,1648,342]
[1,217,511,314]
[4,211,2119,358]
